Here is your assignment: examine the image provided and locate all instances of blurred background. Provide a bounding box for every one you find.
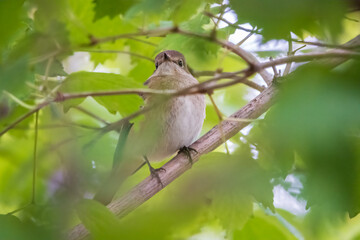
[0,0,359,239]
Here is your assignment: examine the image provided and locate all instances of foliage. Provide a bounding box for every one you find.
[0,0,359,240]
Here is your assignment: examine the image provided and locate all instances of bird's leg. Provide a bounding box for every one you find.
[143,156,166,188]
[179,146,198,165]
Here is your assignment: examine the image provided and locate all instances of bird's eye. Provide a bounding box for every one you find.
[178,59,183,67]
[155,62,158,69]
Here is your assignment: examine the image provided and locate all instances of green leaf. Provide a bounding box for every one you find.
[168,0,205,24]
[230,0,347,41]
[199,152,275,212]
[0,56,31,96]
[234,209,298,240]
[0,0,24,52]
[158,14,219,69]
[264,61,360,219]
[94,0,136,20]
[64,0,95,45]
[0,214,24,239]
[248,120,295,177]
[60,71,143,115]
[0,100,33,137]
[0,214,54,240]
[30,0,67,32]
[34,58,67,76]
[210,191,253,230]
[76,199,121,239]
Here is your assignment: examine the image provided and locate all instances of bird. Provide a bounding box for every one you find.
[94,50,206,205]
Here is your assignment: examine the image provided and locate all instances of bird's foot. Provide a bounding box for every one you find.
[143,156,166,188]
[149,166,166,188]
[179,146,197,165]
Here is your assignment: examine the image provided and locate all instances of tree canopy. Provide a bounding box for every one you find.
[0,0,360,240]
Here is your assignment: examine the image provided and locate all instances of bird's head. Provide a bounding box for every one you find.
[153,50,190,75]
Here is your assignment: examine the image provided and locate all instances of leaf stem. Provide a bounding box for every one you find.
[208,93,230,154]
[32,110,39,204]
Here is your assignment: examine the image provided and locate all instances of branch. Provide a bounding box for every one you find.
[68,82,277,240]
[203,12,260,34]
[290,38,360,50]
[258,50,360,69]
[3,47,358,137]
[79,49,154,62]
[0,102,49,137]
[91,26,273,85]
[90,27,177,46]
[175,28,273,85]
[68,34,360,240]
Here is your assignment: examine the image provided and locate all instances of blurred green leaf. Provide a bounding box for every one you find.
[0,214,25,240]
[77,199,121,239]
[0,100,33,137]
[248,120,295,177]
[210,191,253,230]
[0,214,56,240]
[168,0,204,24]
[0,56,31,96]
[64,0,95,45]
[230,0,347,41]
[0,0,24,53]
[263,61,360,219]
[234,209,298,240]
[60,71,144,115]
[199,151,275,214]
[158,14,219,69]
[94,0,136,20]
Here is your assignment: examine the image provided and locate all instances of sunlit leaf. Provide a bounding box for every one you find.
[60,71,144,115]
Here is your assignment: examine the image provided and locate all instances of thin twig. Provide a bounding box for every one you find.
[269,57,279,77]
[6,203,32,215]
[258,51,360,69]
[1,45,358,137]
[126,37,158,47]
[203,12,260,34]
[80,49,154,62]
[74,106,109,125]
[90,27,177,46]
[237,27,257,46]
[283,37,293,76]
[32,110,39,204]
[208,93,230,154]
[0,103,48,137]
[291,38,360,50]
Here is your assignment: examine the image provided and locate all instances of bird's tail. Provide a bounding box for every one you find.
[93,121,134,205]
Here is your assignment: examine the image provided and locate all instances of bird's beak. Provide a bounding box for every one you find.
[163,52,170,61]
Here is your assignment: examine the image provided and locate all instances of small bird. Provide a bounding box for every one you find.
[94,50,206,204]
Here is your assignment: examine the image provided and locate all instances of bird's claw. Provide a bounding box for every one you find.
[179,146,197,165]
[149,165,166,188]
